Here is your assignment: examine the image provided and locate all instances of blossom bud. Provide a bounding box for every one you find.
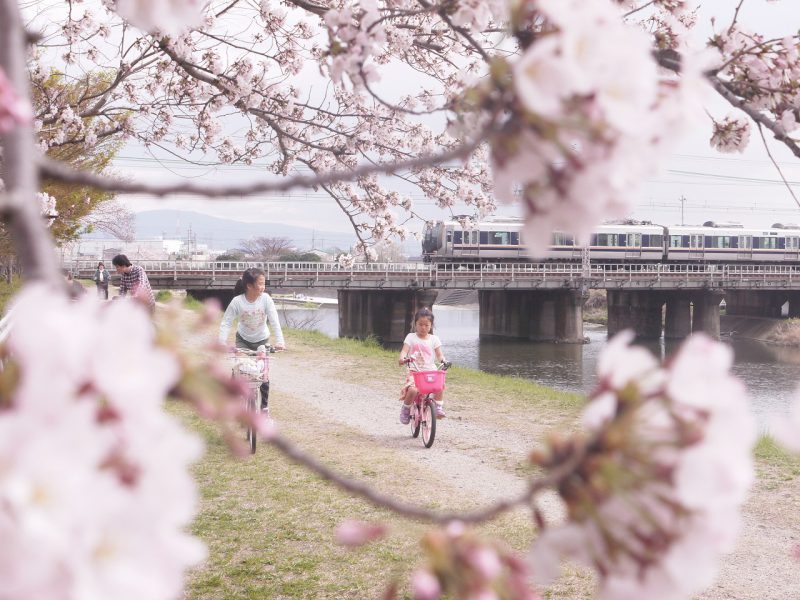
[334,520,388,547]
[411,568,441,600]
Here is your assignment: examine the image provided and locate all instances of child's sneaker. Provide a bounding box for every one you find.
[399,404,411,424]
[435,403,446,418]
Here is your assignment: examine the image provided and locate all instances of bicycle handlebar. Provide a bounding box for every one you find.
[402,356,452,371]
[231,345,277,356]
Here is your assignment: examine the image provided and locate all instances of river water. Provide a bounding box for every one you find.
[280,305,800,429]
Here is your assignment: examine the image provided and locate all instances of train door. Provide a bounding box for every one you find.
[784,236,799,260]
[689,234,704,259]
[462,230,479,258]
[625,233,642,258]
[737,235,752,260]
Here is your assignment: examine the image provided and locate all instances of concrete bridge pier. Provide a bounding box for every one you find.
[786,292,800,318]
[607,290,664,339]
[338,289,438,344]
[478,290,586,343]
[663,292,692,339]
[724,290,786,318]
[691,291,724,339]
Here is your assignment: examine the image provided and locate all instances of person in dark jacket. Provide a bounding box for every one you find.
[93,261,109,300]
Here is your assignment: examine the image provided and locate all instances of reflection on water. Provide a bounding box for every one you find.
[280,306,800,428]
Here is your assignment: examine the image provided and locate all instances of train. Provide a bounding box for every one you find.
[421,216,800,263]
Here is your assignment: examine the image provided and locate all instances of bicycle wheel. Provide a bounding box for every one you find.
[410,403,421,438]
[246,387,258,454]
[421,400,436,448]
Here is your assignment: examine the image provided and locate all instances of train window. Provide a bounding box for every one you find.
[670,235,681,248]
[479,231,489,244]
[787,237,799,250]
[552,232,573,246]
[761,237,778,250]
[650,235,663,247]
[454,231,462,244]
[510,232,519,245]
[590,234,598,246]
[642,235,649,246]
[596,233,608,246]
[490,232,509,245]
[446,231,453,243]
[618,235,627,247]
[779,238,786,250]
[704,236,713,247]
[471,231,479,244]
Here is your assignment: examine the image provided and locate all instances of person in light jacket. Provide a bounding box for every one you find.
[93,261,109,300]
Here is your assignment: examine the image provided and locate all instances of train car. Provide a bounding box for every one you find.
[664,222,800,263]
[422,217,664,263]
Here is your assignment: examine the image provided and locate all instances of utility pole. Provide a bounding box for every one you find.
[679,195,686,226]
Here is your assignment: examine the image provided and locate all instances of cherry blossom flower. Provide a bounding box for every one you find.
[530,333,756,600]
[710,114,751,153]
[112,0,205,34]
[0,284,205,600]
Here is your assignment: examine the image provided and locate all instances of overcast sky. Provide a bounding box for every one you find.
[113,0,800,236]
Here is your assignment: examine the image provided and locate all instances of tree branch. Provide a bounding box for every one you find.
[39,136,485,197]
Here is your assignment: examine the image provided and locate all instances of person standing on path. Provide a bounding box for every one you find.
[112,254,155,313]
[93,261,109,300]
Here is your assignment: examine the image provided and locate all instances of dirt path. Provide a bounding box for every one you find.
[259,335,800,600]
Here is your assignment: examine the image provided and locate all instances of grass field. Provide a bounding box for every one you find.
[180,329,797,599]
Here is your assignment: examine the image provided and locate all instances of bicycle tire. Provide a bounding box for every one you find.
[422,400,436,448]
[410,403,421,438]
[246,388,258,454]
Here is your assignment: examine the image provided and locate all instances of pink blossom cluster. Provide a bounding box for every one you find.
[450,0,507,32]
[710,26,800,138]
[110,0,204,34]
[37,192,58,226]
[490,0,699,254]
[0,284,205,599]
[412,522,538,600]
[324,1,386,86]
[709,114,751,153]
[0,67,32,134]
[529,332,756,599]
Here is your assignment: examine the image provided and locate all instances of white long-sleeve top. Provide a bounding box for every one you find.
[218,293,285,346]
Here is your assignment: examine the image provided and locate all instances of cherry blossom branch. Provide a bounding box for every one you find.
[266,428,587,524]
[756,123,800,209]
[708,75,800,160]
[38,135,486,197]
[0,0,61,282]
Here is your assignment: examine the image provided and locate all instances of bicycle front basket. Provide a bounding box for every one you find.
[412,370,446,394]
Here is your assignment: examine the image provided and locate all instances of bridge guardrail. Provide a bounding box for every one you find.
[63,260,800,288]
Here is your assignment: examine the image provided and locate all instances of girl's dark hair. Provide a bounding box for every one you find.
[235,267,267,295]
[97,261,104,268]
[413,307,434,332]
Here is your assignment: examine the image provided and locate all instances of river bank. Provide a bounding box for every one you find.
[183,327,800,599]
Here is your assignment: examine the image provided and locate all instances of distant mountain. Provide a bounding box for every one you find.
[132,210,357,252]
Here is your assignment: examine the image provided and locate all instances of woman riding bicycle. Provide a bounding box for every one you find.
[219,268,286,416]
[398,307,447,424]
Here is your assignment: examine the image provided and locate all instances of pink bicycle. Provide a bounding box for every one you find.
[403,358,451,448]
[229,345,274,454]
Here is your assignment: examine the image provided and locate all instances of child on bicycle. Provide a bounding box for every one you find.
[398,307,447,423]
[219,267,286,415]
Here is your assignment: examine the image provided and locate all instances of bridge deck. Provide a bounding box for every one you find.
[68,261,800,291]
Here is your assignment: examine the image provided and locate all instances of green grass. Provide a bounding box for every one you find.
[184,295,205,311]
[754,434,800,480]
[0,276,21,312]
[156,290,174,303]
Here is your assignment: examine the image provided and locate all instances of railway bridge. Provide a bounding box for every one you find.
[69,260,800,343]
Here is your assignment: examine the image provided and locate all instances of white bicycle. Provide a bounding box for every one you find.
[228,345,274,454]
